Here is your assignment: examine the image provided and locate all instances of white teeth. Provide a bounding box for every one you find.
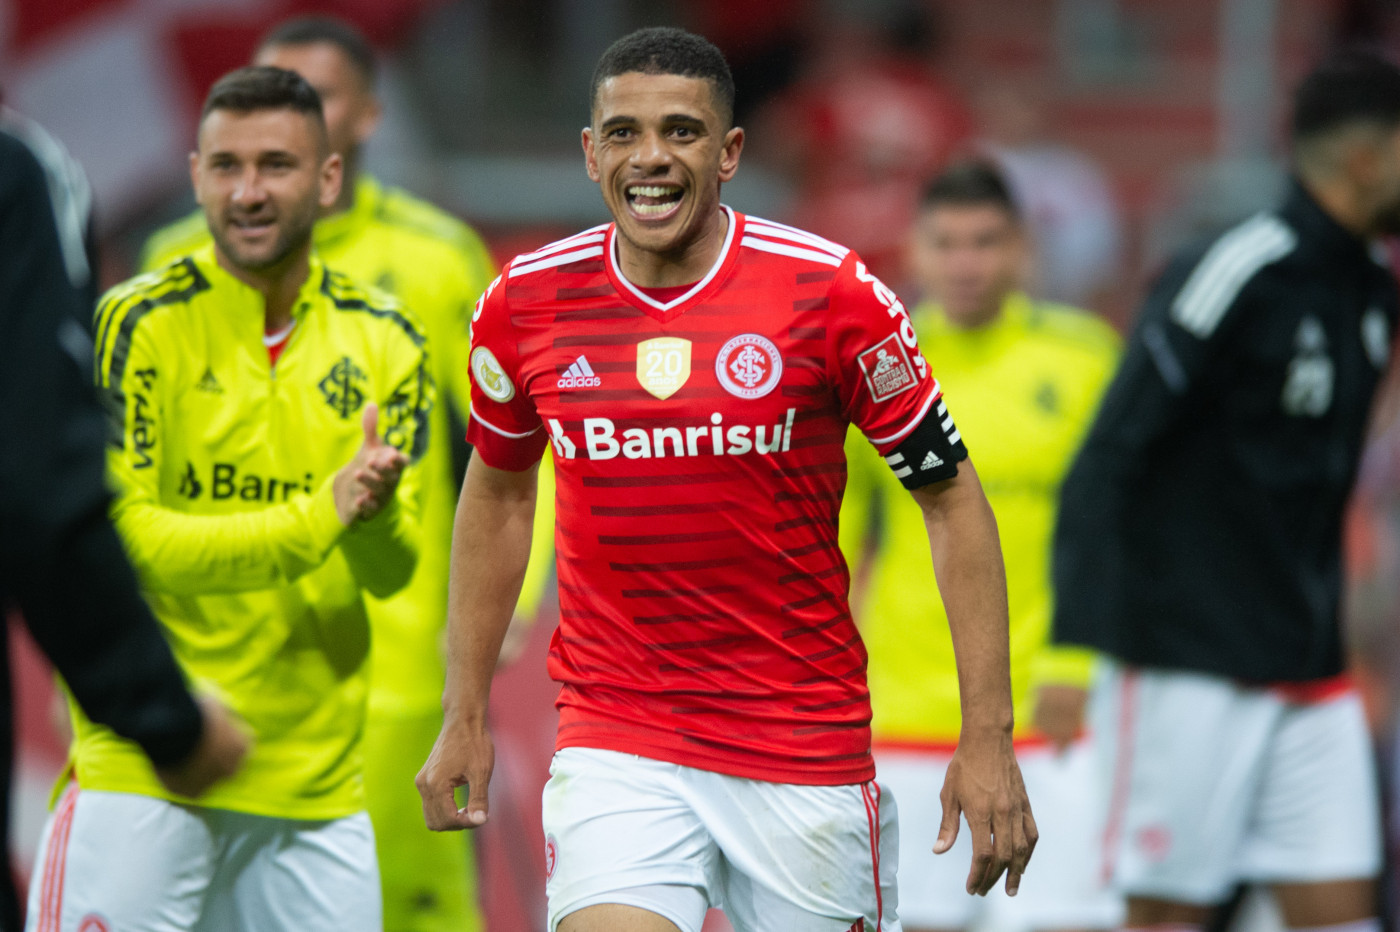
[632,201,678,216]
[628,185,681,197]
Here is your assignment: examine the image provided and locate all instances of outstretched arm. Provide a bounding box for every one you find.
[912,459,1037,897]
[417,454,539,830]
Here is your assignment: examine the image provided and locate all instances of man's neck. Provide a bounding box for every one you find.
[214,244,312,332]
[617,208,728,288]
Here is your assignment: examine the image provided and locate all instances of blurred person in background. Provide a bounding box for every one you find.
[30,65,430,930]
[139,17,556,931]
[974,80,1124,312]
[751,3,973,283]
[842,160,1122,932]
[0,104,247,932]
[1054,51,1400,932]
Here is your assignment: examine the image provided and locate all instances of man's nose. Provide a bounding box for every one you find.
[232,167,267,205]
[631,130,671,170]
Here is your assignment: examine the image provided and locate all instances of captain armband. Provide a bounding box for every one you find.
[881,398,968,490]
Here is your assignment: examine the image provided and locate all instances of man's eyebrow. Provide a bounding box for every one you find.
[600,116,638,131]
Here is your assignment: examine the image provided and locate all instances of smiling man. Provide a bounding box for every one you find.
[27,66,431,931]
[417,27,1033,932]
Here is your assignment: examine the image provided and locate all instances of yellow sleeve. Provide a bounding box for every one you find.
[838,424,883,608]
[136,211,208,275]
[338,330,434,599]
[98,310,347,596]
[512,451,557,621]
[1030,643,1098,690]
[446,228,498,422]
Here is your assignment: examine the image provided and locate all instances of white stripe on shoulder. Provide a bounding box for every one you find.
[866,390,940,446]
[741,236,843,268]
[470,410,543,440]
[509,245,605,279]
[513,227,609,264]
[1170,214,1296,338]
[743,218,850,260]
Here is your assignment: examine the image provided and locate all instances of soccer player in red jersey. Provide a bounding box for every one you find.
[418,27,1034,932]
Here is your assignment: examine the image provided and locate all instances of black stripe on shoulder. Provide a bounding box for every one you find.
[98,259,210,447]
[320,268,426,347]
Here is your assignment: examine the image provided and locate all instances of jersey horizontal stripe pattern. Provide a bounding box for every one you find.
[1170,213,1297,338]
[467,208,948,784]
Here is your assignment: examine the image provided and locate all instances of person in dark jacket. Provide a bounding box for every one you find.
[1054,52,1400,931]
[0,111,247,930]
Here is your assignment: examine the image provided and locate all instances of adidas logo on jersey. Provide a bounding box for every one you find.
[921,450,943,471]
[195,367,223,393]
[557,355,601,389]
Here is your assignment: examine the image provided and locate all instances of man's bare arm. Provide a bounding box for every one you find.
[911,458,1037,896]
[416,454,539,830]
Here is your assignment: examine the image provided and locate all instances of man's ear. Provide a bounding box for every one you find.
[582,127,600,183]
[320,151,344,209]
[717,126,744,184]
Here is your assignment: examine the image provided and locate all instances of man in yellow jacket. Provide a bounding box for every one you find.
[29,66,426,931]
[842,161,1123,932]
[140,18,554,931]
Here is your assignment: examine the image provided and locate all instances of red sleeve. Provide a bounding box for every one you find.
[827,254,943,454]
[465,269,549,470]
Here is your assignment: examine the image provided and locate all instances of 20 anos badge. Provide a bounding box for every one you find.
[636,337,692,400]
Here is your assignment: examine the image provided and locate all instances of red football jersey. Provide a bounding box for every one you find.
[468,208,948,784]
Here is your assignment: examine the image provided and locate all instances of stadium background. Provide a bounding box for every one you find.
[4,0,1400,928]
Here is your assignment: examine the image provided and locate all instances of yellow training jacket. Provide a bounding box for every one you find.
[81,246,430,818]
[141,176,555,716]
[842,293,1119,745]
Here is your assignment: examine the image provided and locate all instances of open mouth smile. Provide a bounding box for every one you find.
[626,184,683,219]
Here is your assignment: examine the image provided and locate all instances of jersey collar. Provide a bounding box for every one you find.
[605,205,741,323]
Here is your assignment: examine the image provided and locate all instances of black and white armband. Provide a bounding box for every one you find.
[882,397,968,490]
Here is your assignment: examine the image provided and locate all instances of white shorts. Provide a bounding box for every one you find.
[1094,664,1382,904]
[876,739,1124,930]
[542,747,901,932]
[25,788,381,932]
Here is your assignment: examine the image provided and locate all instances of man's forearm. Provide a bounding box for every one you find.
[914,460,1014,738]
[442,456,539,723]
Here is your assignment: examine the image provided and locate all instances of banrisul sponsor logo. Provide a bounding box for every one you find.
[546,409,797,460]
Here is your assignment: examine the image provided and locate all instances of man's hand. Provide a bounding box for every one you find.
[416,717,494,831]
[154,694,250,798]
[934,732,1037,897]
[1032,683,1087,753]
[333,403,409,526]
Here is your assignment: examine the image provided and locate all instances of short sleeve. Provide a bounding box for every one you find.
[464,270,549,470]
[827,256,967,485]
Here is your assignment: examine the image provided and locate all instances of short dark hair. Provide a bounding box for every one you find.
[920,160,1021,219]
[258,15,378,86]
[201,66,326,132]
[591,27,736,127]
[1292,50,1400,145]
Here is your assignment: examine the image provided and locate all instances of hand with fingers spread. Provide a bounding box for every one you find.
[934,732,1037,897]
[333,402,409,525]
[416,717,494,831]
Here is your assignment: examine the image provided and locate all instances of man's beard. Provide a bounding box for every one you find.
[211,200,316,273]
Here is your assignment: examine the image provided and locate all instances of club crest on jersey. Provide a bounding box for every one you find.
[715,333,782,400]
[319,356,368,419]
[471,346,515,402]
[856,334,917,403]
[637,337,692,399]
